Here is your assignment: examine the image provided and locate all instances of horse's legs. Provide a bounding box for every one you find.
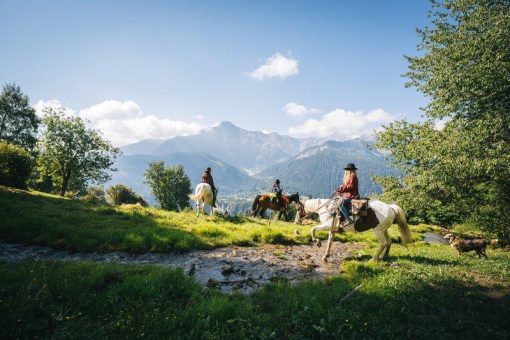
[373,229,388,261]
[311,220,333,247]
[382,230,392,259]
[322,229,335,262]
[195,202,200,217]
[260,209,266,219]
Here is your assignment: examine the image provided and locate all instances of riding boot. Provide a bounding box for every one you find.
[212,190,217,208]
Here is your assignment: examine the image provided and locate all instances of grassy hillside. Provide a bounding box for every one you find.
[0,186,310,253]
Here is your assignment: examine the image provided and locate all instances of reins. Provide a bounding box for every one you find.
[298,192,338,222]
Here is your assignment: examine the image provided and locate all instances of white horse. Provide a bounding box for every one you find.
[189,183,214,217]
[295,198,413,261]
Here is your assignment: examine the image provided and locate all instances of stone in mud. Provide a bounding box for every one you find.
[188,263,196,276]
[221,265,234,275]
[206,278,220,288]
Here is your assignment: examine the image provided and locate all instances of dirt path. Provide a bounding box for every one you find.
[0,240,362,293]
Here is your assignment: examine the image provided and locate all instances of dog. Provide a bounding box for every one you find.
[444,233,489,258]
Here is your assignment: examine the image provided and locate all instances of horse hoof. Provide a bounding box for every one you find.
[316,240,322,248]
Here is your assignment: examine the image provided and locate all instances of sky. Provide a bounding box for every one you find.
[0,0,431,146]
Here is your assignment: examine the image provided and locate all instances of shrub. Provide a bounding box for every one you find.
[107,184,147,206]
[0,141,32,189]
[83,186,107,204]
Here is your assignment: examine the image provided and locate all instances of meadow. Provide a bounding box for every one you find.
[0,186,509,339]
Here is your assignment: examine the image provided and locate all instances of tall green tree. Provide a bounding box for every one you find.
[376,0,510,239]
[0,83,39,150]
[37,108,120,196]
[144,161,191,211]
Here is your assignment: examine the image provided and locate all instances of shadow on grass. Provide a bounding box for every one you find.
[396,254,461,266]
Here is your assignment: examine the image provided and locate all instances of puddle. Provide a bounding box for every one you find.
[0,240,361,294]
[423,232,448,244]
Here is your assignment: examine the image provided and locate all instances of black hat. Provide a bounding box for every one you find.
[344,163,357,170]
[206,167,211,172]
[275,179,280,183]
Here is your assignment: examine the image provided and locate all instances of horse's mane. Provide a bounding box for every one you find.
[304,198,334,213]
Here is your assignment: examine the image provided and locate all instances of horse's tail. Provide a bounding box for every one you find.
[390,204,413,245]
[252,195,261,212]
[188,185,203,202]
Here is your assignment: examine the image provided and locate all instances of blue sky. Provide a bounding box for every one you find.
[0,0,431,146]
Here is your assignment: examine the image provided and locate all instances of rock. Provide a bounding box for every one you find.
[221,265,234,276]
[188,263,196,276]
[206,278,220,288]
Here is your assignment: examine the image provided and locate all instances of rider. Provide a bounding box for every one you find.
[271,179,284,210]
[336,163,359,227]
[201,167,217,208]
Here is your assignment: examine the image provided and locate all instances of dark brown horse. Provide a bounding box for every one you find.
[252,192,301,221]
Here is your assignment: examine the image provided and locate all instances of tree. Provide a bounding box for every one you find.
[106,184,147,206]
[0,141,33,189]
[0,83,39,150]
[376,0,510,239]
[144,162,191,211]
[37,108,120,196]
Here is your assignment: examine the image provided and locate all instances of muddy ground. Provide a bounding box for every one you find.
[0,240,363,293]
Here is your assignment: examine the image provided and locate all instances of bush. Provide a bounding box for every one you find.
[106,184,147,206]
[0,141,32,189]
[83,186,107,204]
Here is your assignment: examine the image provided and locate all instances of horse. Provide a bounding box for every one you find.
[188,183,214,217]
[252,192,301,221]
[295,197,413,261]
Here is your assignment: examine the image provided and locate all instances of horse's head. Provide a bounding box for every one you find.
[294,200,306,224]
[288,192,300,204]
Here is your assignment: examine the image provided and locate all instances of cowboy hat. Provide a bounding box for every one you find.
[205,167,211,172]
[344,163,358,170]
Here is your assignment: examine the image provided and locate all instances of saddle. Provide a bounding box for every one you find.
[351,198,379,232]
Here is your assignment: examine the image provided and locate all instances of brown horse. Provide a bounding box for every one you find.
[252,192,301,221]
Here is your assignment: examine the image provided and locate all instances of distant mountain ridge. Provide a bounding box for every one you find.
[122,121,322,174]
[112,121,396,211]
[257,139,399,198]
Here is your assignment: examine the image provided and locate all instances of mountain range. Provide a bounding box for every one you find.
[108,121,396,211]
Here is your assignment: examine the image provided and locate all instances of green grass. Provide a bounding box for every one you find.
[0,186,310,253]
[1,185,509,338]
[1,243,509,339]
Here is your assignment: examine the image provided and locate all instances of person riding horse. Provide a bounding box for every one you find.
[271,179,284,210]
[201,167,217,208]
[336,163,359,227]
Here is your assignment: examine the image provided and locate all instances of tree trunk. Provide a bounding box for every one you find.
[60,169,71,196]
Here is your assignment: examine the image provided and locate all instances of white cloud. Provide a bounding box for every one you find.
[283,102,320,117]
[80,100,142,120]
[288,108,396,140]
[34,99,75,117]
[34,99,204,146]
[195,114,205,120]
[250,53,299,80]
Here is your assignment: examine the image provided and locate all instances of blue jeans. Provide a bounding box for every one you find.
[340,197,352,221]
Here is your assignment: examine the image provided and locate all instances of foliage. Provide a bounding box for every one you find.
[0,83,39,150]
[106,184,147,206]
[376,0,510,240]
[145,161,191,211]
[0,141,33,189]
[36,108,120,196]
[1,244,509,338]
[82,186,108,204]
